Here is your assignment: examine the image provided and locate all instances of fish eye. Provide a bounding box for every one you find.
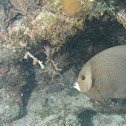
[81,75,85,80]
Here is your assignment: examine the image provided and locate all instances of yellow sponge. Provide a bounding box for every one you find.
[62,0,82,16]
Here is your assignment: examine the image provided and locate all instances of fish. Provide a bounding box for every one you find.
[74,45,126,100]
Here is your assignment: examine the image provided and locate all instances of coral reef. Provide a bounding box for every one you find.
[0,0,119,50]
[0,0,120,67]
[0,0,126,124]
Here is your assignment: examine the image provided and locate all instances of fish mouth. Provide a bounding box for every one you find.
[73,82,81,91]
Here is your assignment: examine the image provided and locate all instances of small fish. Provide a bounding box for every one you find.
[74,45,126,100]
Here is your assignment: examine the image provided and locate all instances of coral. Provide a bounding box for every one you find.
[0,0,120,70]
[44,46,62,80]
[0,0,39,50]
[62,0,116,20]
[0,5,6,30]
[0,5,17,31]
[10,0,39,19]
[24,27,36,38]
[24,51,45,69]
[87,0,116,20]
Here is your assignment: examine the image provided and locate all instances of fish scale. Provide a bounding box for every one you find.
[90,56,126,98]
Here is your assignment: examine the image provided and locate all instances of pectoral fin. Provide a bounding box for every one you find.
[95,74,104,90]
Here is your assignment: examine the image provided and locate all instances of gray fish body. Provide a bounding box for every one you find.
[74,45,126,99]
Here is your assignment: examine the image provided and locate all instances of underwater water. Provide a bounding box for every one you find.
[0,0,126,126]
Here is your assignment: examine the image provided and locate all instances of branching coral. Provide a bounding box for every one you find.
[0,5,6,23]
[0,5,17,32]
[24,51,45,69]
[0,5,18,49]
[87,0,116,20]
[10,0,28,16]
[44,46,62,80]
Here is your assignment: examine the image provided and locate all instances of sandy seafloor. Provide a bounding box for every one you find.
[2,68,126,126]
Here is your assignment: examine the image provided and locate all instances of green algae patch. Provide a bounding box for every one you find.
[38,106,50,120]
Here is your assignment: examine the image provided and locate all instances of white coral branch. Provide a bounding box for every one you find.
[24,51,45,69]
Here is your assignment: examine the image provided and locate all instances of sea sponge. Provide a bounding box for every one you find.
[89,0,94,2]
[62,0,82,16]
